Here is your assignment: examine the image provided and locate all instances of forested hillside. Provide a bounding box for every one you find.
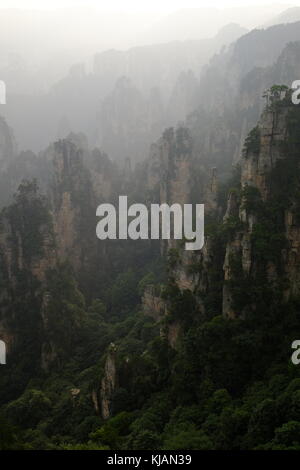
[1,9,300,451]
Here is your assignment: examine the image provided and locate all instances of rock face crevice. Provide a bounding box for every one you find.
[100,344,117,420]
[143,89,300,339]
[222,90,300,317]
[0,135,119,366]
[0,180,57,361]
[142,126,220,346]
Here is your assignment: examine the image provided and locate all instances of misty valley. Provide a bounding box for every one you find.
[1,1,300,454]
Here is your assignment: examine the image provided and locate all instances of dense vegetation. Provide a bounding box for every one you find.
[1,90,300,452]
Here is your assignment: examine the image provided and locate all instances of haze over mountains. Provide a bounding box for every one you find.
[2,2,300,451]
[139,5,290,43]
[1,22,247,157]
[0,3,299,160]
[0,4,300,207]
[264,5,300,25]
[0,4,293,95]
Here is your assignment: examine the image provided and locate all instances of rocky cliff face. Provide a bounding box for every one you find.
[0,134,120,368]
[45,135,120,282]
[222,89,300,317]
[143,87,300,347]
[0,180,57,363]
[100,343,117,420]
[142,126,219,346]
[50,139,95,269]
[142,286,166,321]
[187,36,300,177]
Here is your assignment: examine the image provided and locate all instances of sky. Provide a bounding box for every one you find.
[0,0,296,12]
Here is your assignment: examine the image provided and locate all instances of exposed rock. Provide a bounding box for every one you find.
[173,250,198,291]
[70,388,81,406]
[223,190,239,222]
[91,390,100,415]
[142,285,167,321]
[204,167,218,213]
[222,236,243,319]
[241,106,289,201]
[222,90,300,316]
[167,322,181,349]
[100,343,117,420]
[50,139,96,271]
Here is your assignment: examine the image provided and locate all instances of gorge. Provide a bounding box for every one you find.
[1,5,300,451]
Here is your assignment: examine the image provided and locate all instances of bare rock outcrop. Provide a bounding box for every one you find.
[100,343,117,420]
